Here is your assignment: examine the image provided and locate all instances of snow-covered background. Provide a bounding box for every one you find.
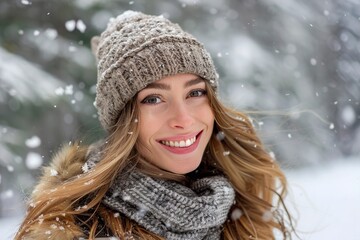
[1,158,359,239]
[1,0,359,239]
[286,158,360,240]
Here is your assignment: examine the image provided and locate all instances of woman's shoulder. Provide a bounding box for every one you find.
[20,144,92,239]
[31,143,89,198]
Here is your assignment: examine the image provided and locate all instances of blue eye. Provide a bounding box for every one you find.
[141,95,162,104]
[189,89,207,97]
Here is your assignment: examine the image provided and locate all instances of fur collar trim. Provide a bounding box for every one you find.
[32,144,88,197]
[21,144,88,240]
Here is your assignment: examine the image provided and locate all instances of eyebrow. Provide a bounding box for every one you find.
[184,77,204,88]
[145,77,204,90]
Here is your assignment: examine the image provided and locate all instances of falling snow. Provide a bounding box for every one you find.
[7,165,14,172]
[216,131,225,141]
[223,151,230,156]
[21,0,31,5]
[65,85,73,95]
[65,20,76,32]
[82,162,89,173]
[341,105,356,125]
[54,87,65,96]
[25,152,43,169]
[25,136,41,148]
[55,85,74,96]
[50,169,58,176]
[1,2,360,239]
[310,58,317,65]
[122,195,131,201]
[231,208,242,221]
[0,190,14,199]
[68,46,77,52]
[45,28,58,39]
[76,20,87,33]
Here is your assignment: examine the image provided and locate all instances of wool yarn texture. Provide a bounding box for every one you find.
[85,142,235,240]
[91,11,219,132]
[103,171,235,240]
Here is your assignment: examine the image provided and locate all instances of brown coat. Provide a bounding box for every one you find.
[20,145,90,239]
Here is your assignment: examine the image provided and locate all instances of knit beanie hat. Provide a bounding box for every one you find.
[91,11,219,132]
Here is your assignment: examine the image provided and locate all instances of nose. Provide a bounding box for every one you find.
[168,102,194,129]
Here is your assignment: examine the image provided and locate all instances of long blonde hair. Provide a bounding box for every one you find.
[16,81,294,239]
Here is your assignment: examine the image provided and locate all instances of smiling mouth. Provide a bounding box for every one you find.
[159,131,202,148]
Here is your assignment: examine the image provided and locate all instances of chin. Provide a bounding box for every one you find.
[169,162,201,174]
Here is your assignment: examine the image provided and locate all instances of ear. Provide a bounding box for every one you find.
[91,36,100,58]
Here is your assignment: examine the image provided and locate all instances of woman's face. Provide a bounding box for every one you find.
[136,73,214,174]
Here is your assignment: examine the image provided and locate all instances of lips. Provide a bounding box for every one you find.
[157,131,203,154]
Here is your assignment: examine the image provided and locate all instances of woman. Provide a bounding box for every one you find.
[16,11,294,240]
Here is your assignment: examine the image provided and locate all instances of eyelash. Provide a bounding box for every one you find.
[140,89,207,104]
[140,94,162,104]
[188,89,207,97]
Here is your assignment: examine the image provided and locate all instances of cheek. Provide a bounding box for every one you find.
[137,110,150,147]
[137,110,162,148]
[199,104,214,125]
[204,107,215,137]
[209,107,215,122]
[138,120,151,145]
[136,130,153,157]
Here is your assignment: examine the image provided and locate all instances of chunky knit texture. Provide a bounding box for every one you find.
[91,11,219,131]
[103,171,235,240]
[85,142,235,239]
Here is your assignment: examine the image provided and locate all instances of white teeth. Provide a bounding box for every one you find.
[161,136,197,148]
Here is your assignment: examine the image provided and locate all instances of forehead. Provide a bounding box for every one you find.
[144,74,204,90]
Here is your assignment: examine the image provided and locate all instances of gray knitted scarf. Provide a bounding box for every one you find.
[102,171,235,240]
[85,142,235,239]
